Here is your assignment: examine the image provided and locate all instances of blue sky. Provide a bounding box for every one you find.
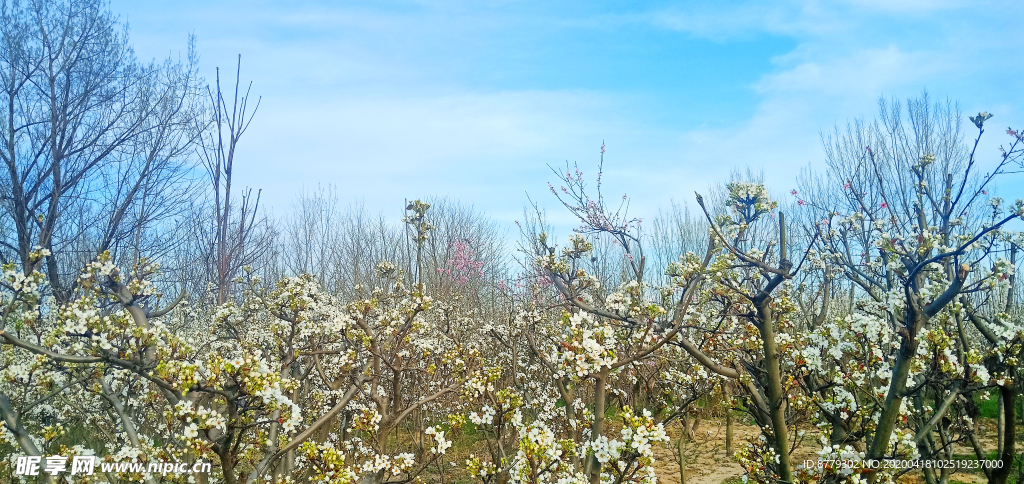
[111,0,1023,230]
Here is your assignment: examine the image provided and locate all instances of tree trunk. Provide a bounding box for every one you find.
[756,299,793,483]
[726,405,734,457]
[867,310,924,468]
[360,470,385,484]
[589,368,608,484]
[992,384,1016,484]
[678,434,687,484]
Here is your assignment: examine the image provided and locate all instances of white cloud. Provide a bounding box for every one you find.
[755,45,949,99]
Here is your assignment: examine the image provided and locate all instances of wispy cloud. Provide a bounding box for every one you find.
[647,3,843,40]
[231,89,645,217]
[113,0,1024,231]
[756,45,949,99]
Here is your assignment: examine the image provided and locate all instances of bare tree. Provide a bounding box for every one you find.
[194,55,270,305]
[0,0,204,302]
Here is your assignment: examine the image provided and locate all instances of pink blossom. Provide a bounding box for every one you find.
[880,202,888,209]
[1008,129,1018,137]
[600,142,606,154]
[843,181,851,190]
[797,199,805,206]
[982,190,987,195]
[440,239,485,284]
[790,189,798,196]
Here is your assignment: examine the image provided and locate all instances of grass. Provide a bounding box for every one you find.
[976,388,1024,419]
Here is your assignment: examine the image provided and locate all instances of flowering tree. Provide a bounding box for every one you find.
[3,81,1023,484]
[689,180,818,483]
[797,96,1024,483]
[0,201,488,484]
[525,158,791,484]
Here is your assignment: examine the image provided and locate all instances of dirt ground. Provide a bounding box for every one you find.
[649,419,756,484]
[648,418,994,484]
